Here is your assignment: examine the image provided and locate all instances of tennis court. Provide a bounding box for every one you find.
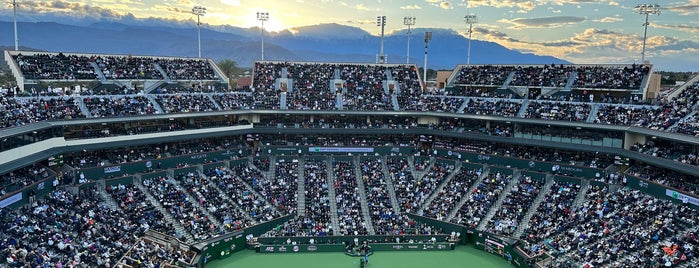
[205,245,513,268]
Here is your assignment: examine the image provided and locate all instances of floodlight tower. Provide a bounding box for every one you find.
[13,0,19,50]
[192,5,207,58]
[257,12,270,61]
[634,4,661,63]
[403,16,416,64]
[464,14,478,65]
[377,16,386,64]
[423,32,432,85]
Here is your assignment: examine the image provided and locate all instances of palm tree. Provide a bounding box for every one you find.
[218,59,241,87]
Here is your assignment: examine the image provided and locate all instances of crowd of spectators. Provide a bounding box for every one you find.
[117,237,195,268]
[0,188,139,267]
[524,101,590,121]
[155,94,218,113]
[0,96,85,128]
[509,65,574,88]
[14,53,97,80]
[630,141,699,167]
[421,167,481,221]
[212,165,280,223]
[332,160,369,235]
[84,96,159,117]
[106,183,172,235]
[453,65,516,86]
[520,180,581,254]
[360,158,398,235]
[547,188,696,267]
[156,58,217,80]
[450,171,512,228]
[142,176,218,241]
[298,159,334,236]
[0,164,51,198]
[462,98,522,117]
[626,164,699,196]
[96,56,161,80]
[204,167,268,230]
[486,176,544,236]
[574,64,650,90]
[400,96,463,113]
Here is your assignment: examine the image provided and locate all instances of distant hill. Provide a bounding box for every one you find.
[0,21,570,69]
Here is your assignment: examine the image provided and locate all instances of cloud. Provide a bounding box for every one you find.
[594,17,623,23]
[499,16,586,28]
[654,23,699,33]
[665,0,699,16]
[400,5,422,10]
[354,4,371,11]
[424,0,453,10]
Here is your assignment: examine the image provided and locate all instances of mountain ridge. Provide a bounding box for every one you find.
[0,20,570,69]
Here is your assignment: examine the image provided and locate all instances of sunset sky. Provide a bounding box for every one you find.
[2,0,698,70]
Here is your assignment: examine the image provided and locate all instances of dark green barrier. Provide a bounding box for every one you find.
[1,176,55,209]
[257,244,345,253]
[258,235,450,246]
[436,149,602,178]
[262,146,414,156]
[202,162,228,172]
[408,213,467,244]
[371,242,453,251]
[104,176,134,188]
[174,166,198,177]
[489,166,513,176]
[244,215,296,238]
[553,175,581,185]
[589,180,609,188]
[521,170,547,180]
[76,150,241,180]
[77,181,98,190]
[624,174,699,209]
[140,171,167,180]
[200,231,245,265]
[461,162,484,171]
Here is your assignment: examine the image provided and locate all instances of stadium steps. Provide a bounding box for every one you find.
[153,63,173,83]
[96,179,119,211]
[353,155,376,235]
[90,62,108,83]
[501,71,516,89]
[391,95,399,111]
[669,109,698,130]
[144,81,166,94]
[132,176,195,242]
[513,174,555,238]
[587,103,601,123]
[326,157,342,236]
[170,173,225,228]
[296,157,306,216]
[380,156,402,213]
[207,93,222,110]
[564,71,578,91]
[476,170,521,231]
[235,171,283,216]
[420,162,462,209]
[74,97,92,118]
[572,178,591,207]
[144,94,165,114]
[446,166,490,222]
[517,100,531,118]
[203,172,256,224]
[457,98,469,113]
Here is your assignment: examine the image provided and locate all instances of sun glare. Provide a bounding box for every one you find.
[244,12,287,32]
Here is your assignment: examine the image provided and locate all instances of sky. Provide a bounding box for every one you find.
[2,0,699,71]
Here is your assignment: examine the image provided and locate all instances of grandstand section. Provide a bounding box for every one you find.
[1,54,698,268]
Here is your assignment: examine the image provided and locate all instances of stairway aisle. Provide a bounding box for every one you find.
[326,157,341,235]
[133,177,195,242]
[353,156,376,235]
[420,161,462,209]
[446,168,489,221]
[513,174,555,237]
[476,172,521,230]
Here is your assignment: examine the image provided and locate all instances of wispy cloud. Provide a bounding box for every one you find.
[400,5,422,10]
[499,16,586,28]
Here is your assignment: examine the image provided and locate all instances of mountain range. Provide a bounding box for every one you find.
[0,20,570,69]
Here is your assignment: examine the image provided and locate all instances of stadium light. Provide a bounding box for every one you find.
[464,14,478,65]
[423,32,432,85]
[257,12,270,61]
[403,16,416,64]
[634,4,661,63]
[192,5,207,58]
[13,0,18,50]
[377,16,386,64]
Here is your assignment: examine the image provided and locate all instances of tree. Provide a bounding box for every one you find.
[217,59,241,86]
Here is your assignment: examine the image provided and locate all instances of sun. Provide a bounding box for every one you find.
[243,11,288,32]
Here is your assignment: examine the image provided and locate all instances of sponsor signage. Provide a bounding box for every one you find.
[308,147,374,153]
[666,189,699,206]
[104,166,121,174]
[0,192,22,208]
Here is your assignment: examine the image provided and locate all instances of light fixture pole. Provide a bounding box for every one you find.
[403,16,416,64]
[376,16,386,64]
[634,4,661,63]
[192,5,206,58]
[423,32,432,85]
[13,0,19,50]
[464,14,478,65]
[257,12,269,61]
